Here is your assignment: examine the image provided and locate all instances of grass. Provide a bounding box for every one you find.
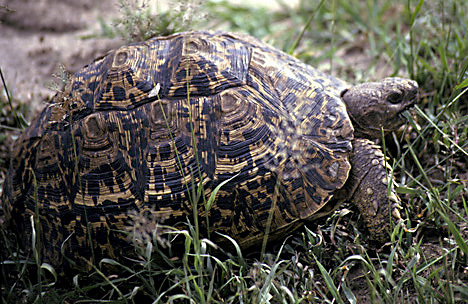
[1,0,468,303]
[96,0,210,42]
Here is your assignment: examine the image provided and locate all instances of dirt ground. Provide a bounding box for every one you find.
[0,0,294,117]
[0,0,124,115]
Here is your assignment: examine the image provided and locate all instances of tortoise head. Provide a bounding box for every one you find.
[341,77,419,138]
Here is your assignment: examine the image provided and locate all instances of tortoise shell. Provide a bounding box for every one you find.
[2,31,354,268]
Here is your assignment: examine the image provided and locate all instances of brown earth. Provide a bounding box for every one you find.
[0,0,123,115]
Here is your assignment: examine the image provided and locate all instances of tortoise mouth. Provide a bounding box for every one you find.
[353,104,416,138]
[394,86,419,123]
[398,102,416,118]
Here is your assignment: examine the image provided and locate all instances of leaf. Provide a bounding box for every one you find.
[205,173,239,211]
[438,211,468,255]
[410,0,425,27]
[40,263,58,286]
[215,232,246,267]
[448,184,465,202]
[396,186,421,195]
[342,281,357,304]
[99,258,135,274]
[258,261,284,303]
[313,255,345,304]
[148,82,161,97]
[455,77,468,90]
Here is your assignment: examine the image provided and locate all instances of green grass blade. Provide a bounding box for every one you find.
[341,281,357,304]
[455,77,468,90]
[313,255,344,304]
[409,0,424,27]
[205,173,239,212]
[437,211,468,255]
[288,0,326,55]
[257,261,284,303]
[414,105,468,158]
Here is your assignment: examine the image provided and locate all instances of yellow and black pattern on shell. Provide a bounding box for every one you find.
[2,31,354,268]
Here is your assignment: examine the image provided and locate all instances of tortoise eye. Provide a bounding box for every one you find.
[387,92,402,104]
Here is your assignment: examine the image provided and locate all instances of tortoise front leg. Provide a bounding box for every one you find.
[345,138,402,242]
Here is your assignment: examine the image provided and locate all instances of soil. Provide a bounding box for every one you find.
[0,0,123,115]
[0,0,294,117]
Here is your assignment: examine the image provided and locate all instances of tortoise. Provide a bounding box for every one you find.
[1,31,418,271]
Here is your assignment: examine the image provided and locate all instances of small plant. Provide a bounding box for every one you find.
[0,68,29,175]
[100,0,210,42]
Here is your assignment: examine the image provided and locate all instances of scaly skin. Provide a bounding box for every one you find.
[345,138,402,242]
[339,77,418,241]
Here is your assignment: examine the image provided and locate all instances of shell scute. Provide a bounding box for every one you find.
[2,31,356,269]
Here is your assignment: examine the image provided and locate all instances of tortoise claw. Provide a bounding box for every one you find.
[392,207,402,220]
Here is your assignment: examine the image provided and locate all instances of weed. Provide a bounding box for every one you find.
[100,0,210,42]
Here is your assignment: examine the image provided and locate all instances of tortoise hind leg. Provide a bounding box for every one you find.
[345,138,402,242]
